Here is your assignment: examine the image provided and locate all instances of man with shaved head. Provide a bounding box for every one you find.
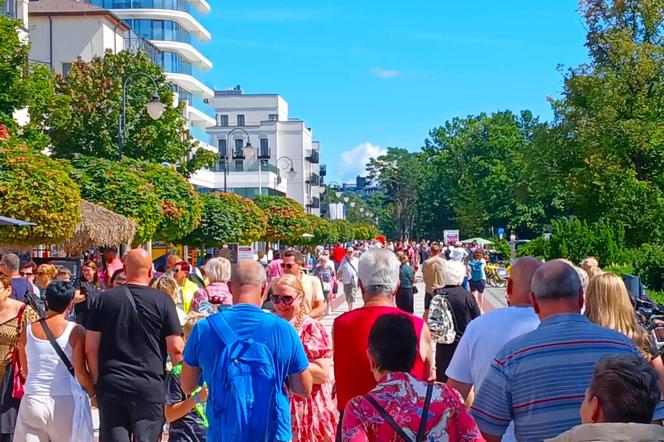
[471,260,661,442]
[446,256,542,442]
[181,260,312,441]
[86,248,184,442]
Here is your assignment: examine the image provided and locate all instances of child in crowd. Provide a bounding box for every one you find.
[165,313,209,442]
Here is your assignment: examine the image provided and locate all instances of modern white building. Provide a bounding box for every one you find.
[3,0,29,40]
[86,0,215,148]
[193,87,324,215]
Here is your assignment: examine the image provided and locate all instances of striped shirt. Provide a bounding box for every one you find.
[471,313,643,442]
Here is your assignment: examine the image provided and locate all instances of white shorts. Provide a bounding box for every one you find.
[14,395,75,442]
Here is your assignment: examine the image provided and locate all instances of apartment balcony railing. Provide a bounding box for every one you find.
[1,0,17,19]
[124,31,161,65]
[210,161,279,174]
[306,174,320,186]
[307,197,320,209]
[305,149,319,164]
[90,0,189,13]
[320,164,327,177]
[258,147,271,160]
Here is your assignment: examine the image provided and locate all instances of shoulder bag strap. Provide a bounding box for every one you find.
[364,394,414,442]
[121,285,161,356]
[344,257,358,274]
[416,383,434,442]
[39,319,75,377]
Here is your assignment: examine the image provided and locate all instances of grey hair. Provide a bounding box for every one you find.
[232,260,266,286]
[531,259,582,300]
[0,254,19,272]
[203,257,231,283]
[442,261,466,287]
[358,248,400,297]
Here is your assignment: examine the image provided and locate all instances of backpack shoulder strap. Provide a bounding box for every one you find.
[39,319,75,378]
[208,310,240,348]
[364,394,414,442]
[416,383,434,441]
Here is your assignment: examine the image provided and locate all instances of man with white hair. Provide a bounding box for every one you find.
[332,248,433,441]
[428,260,481,381]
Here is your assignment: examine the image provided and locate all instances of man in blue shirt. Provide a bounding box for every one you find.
[182,260,312,442]
[471,260,663,442]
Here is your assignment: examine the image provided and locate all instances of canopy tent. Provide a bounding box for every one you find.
[461,237,493,246]
[60,201,136,255]
[0,216,35,227]
[301,233,315,238]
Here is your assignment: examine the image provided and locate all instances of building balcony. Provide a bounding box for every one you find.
[165,72,213,98]
[151,40,212,70]
[187,104,215,128]
[258,147,271,160]
[307,197,320,209]
[305,149,319,164]
[124,32,161,66]
[187,0,210,14]
[320,164,327,177]
[108,7,211,42]
[91,0,189,13]
[306,174,320,186]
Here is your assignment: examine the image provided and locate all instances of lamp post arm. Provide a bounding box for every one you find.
[118,72,160,160]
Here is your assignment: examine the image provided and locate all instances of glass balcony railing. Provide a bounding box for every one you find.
[90,0,189,13]
[123,19,192,44]
[209,161,279,174]
[124,31,161,65]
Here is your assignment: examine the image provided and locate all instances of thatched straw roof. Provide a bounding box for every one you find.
[61,201,136,254]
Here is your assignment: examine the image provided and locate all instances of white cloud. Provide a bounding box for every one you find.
[337,142,387,181]
[370,68,400,79]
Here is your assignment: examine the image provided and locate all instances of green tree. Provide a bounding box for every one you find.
[69,156,163,244]
[333,219,355,243]
[50,50,217,176]
[366,148,423,241]
[179,192,266,247]
[304,214,338,246]
[0,138,81,246]
[138,163,203,242]
[528,0,664,245]
[253,195,309,242]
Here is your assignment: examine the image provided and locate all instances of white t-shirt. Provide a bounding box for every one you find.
[446,306,540,442]
[338,256,359,285]
[450,246,469,262]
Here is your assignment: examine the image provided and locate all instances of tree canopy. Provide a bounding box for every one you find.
[49,50,217,176]
[253,195,309,242]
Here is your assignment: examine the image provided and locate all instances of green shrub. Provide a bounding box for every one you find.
[604,263,634,278]
[517,237,550,259]
[648,291,664,306]
[633,244,664,292]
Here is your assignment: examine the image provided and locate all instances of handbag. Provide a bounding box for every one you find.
[11,303,27,399]
[413,286,419,294]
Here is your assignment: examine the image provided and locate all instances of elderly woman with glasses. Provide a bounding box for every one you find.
[271,274,336,442]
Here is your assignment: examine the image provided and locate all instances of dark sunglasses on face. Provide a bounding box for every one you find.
[173,268,181,273]
[19,272,33,277]
[280,263,296,269]
[270,295,295,305]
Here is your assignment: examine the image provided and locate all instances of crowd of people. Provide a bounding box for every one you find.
[0,237,662,441]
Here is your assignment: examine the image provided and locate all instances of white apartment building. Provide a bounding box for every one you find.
[192,87,324,215]
[3,0,29,40]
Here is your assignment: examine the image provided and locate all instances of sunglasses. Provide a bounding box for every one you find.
[19,272,33,277]
[270,295,295,305]
[173,268,182,273]
[36,272,45,276]
[280,263,296,269]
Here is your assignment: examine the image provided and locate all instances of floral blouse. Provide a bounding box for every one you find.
[0,305,38,378]
[290,316,337,442]
[341,371,484,442]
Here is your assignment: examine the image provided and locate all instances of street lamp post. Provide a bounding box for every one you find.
[222,127,253,193]
[118,72,165,161]
[277,156,297,181]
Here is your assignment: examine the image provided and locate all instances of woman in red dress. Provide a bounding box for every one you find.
[272,274,337,441]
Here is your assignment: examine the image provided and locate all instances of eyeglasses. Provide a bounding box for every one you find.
[280,263,296,269]
[173,268,181,273]
[19,272,33,277]
[36,272,45,276]
[270,295,295,305]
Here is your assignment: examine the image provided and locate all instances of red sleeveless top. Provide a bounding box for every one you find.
[332,306,428,411]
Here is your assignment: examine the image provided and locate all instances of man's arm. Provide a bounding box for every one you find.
[181,362,202,395]
[447,379,473,404]
[85,330,101,384]
[308,278,326,319]
[288,368,313,399]
[166,335,184,365]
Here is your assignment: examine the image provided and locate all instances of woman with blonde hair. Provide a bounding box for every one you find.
[581,257,602,279]
[152,275,186,325]
[271,274,336,441]
[585,272,664,393]
[34,264,57,293]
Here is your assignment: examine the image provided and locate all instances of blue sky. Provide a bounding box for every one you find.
[198,1,589,183]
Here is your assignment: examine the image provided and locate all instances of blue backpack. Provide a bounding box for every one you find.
[207,311,280,442]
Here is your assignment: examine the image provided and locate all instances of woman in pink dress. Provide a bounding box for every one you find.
[342,313,484,442]
[272,274,337,442]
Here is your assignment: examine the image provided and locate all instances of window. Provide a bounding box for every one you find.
[62,63,73,76]
[269,114,278,121]
[218,139,227,157]
[219,115,228,127]
[260,138,269,157]
[237,114,245,126]
[235,160,244,171]
[235,138,244,156]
